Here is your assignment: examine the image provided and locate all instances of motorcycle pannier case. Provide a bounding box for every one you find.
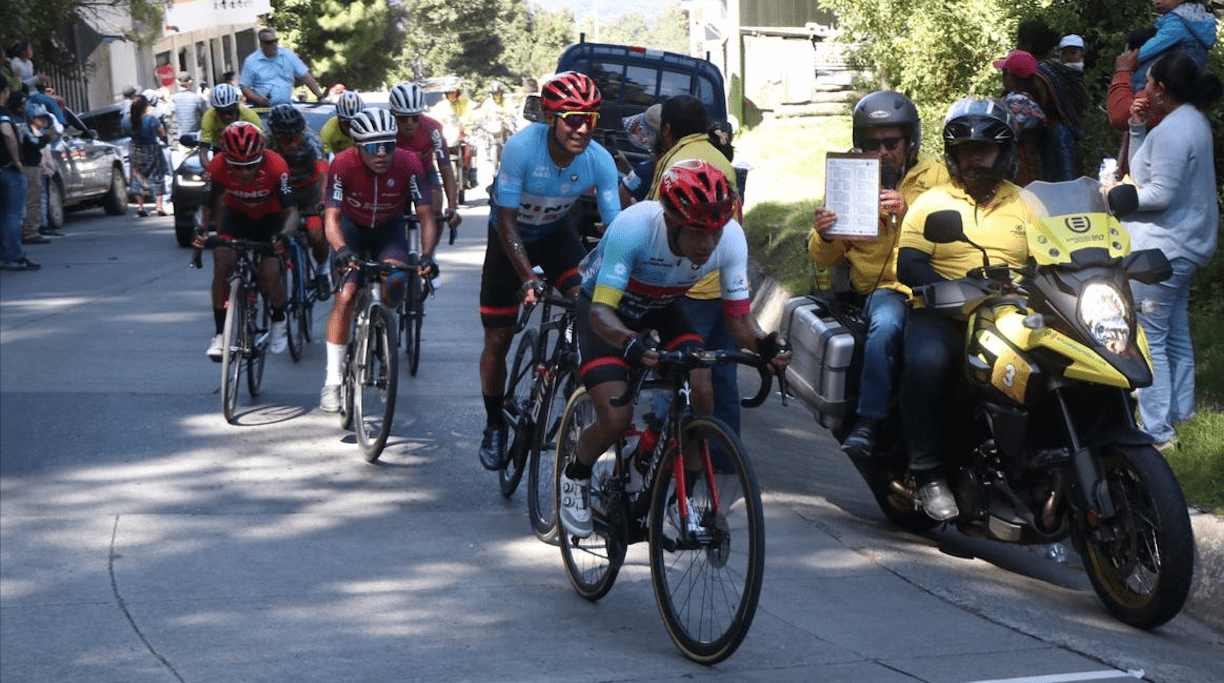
[779,296,857,430]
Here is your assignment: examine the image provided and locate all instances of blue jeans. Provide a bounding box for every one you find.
[856,288,908,420]
[0,167,28,262]
[676,296,741,436]
[1131,257,1198,444]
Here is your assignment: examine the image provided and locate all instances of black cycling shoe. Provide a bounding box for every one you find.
[479,424,507,471]
[841,418,878,458]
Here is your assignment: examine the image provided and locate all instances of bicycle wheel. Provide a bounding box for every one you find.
[246,290,268,398]
[285,248,306,362]
[499,329,539,497]
[338,341,355,431]
[220,280,246,424]
[558,388,625,600]
[402,270,424,376]
[528,364,575,542]
[648,415,764,664]
[353,305,399,462]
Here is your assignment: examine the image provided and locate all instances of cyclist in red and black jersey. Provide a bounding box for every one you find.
[266,104,331,297]
[318,109,440,413]
[193,121,297,361]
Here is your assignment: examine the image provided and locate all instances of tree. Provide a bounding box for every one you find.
[4,0,167,73]
[269,0,408,91]
[500,4,580,84]
[394,0,511,83]
[578,2,689,53]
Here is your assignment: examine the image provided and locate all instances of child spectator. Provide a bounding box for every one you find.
[1132,0,1217,92]
[1058,34,1085,71]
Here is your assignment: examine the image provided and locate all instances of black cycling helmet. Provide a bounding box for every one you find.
[942,97,1018,185]
[268,104,306,136]
[851,90,922,171]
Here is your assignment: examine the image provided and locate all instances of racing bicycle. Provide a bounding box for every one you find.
[555,347,786,663]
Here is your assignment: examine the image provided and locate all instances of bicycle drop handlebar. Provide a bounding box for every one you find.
[189,236,279,269]
[610,347,788,410]
[514,289,577,334]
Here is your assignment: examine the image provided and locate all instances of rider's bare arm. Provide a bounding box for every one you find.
[495,206,539,297]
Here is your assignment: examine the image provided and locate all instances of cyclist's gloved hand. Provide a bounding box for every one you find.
[272,232,290,255]
[419,254,440,279]
[518,278,546,304]
[623,329,660,367]
[335,246,360,270]
[755,331,792,371]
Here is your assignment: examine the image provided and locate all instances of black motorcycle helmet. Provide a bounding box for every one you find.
[851,90,922,171]
[268,104,306,137]
[941,97,1018,186]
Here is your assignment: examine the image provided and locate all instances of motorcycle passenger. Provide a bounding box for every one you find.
[810,91,951,458]
[319,90,363,155]
[265,104,331,298]
[432,83,476,188]
[559,160,789,538]
[389,82,461,241]
[476,71,621,471]
[194,121,297,360]
[318,109,440,412]
[895,98,1034,521]
[198,83,262,165]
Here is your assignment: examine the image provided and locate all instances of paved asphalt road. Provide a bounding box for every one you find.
[1,195,1221,683]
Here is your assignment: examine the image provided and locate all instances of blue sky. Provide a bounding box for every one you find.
[530,0,673,21]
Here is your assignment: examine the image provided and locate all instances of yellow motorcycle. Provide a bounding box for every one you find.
[855,178,1193,628]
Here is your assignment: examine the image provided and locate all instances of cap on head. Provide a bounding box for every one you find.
[993,50,1038,79]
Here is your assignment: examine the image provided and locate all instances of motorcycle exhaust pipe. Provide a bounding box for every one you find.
[1042,489,1059,530]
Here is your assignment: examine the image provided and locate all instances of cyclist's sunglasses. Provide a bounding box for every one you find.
[396,114,421,123]
[225,157,262,170]
[555,111,599,129]
[864,136,904,152]
[276,133,302,145]
[217,106,240,119]
[360,141,394,156]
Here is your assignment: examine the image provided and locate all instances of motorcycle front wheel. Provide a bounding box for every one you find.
[1079,444,1194,629]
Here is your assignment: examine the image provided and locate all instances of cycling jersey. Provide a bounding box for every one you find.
[199,105,263,147]
[319,116,355,155]
[396,115,448,174]
[580,200,750,323]
[264,126,327,188]
[491,122,621,243]
[325,146,430,228]
[202,150,294,221]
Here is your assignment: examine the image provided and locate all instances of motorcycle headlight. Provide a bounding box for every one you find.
[1079,282,1131,354]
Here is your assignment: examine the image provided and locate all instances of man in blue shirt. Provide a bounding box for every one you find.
[239,28,325,107]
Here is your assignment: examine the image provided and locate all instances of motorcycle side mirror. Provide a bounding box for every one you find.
[923,210,966,244]
[1123,248,1173,285]
[522,95,542,123]
[1107,184,1139,218]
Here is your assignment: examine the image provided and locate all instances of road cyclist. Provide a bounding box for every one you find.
[555,159,789,662]
[388,82,462,245]
[198,83,262,166]
[476,70,621,474]
[265,104,332,297]
[319,90,363,156]
[193,121,296,368]
[318,108,439,421]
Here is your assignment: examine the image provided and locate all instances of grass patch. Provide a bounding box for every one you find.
[736,113,1221,511]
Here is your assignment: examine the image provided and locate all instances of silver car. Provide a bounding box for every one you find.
[45,106,129,228]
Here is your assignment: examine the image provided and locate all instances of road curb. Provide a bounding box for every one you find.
[747,261,1223,633]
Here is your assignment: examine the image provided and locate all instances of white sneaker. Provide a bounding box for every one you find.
[559,472,593,538]
[269,319,288,354]
[206,334,224,362]
[319,384,341,413]
[668,494,703,537]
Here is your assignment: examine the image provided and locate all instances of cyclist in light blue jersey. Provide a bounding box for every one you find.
[475,71,621,471]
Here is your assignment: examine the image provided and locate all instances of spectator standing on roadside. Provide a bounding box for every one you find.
[1131,0,1217,93]
[1,82,40,270]
[1106,28,1162,179]
[172,73,208,138]
[994,50,1050,185]
[239,28,325,107]
[1058,34,1085,71]
[10,92,52,246]
[122,94,167,217]
[7,41,45,89]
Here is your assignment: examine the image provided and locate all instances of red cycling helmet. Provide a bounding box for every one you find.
[220,121,265,165]
[658,159,738,231]
[540,71,602,113]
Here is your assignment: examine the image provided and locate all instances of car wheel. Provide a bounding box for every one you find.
[102,168,128,215]
[174,210,197,248]
[46,179,65,230]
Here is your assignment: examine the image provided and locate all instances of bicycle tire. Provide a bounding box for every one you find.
[246,290,268,398]
[403,270,424,376]
[338,341,355,431]
[354,305,398,462]
[285,248,306,362]
[648,415,764,664]
[220,279,246,424]
[527,365,575,543]
[499,329,539,497]
[558,388,625,600]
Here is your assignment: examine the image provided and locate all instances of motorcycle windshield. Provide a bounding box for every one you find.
[1021,178,1131,266]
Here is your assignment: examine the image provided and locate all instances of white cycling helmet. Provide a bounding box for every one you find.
[210,83,241,109]
[336,91,364,120]
[348,108,398,142]
[389,82,427,116]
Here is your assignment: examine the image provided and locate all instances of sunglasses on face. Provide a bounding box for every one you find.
[397,115,421,124]
[360,141,394,156]
[864,136,904,152]
[556,111,599,129]
[226,159,261,171]
[276,133,302,145]
[217,107,239,118]
[260,38,278,45]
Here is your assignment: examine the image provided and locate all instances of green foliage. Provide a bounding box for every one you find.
[1164,409,1224,510]
[270,0,407,90]
[577,2,690,53]
[3,0,168,71]
[500,4,580,83]
[743,200,822,297]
